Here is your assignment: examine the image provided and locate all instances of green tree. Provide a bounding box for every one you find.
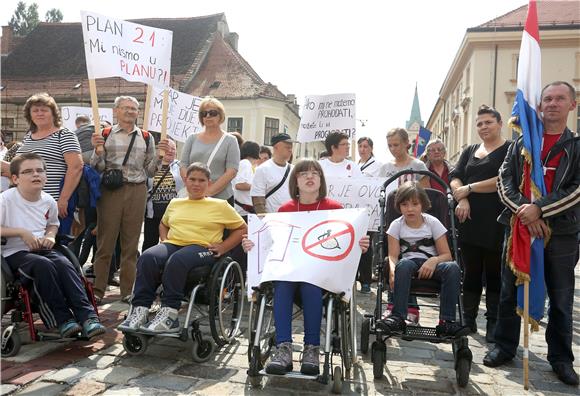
[45,8,63,23]
[8,2,63,36]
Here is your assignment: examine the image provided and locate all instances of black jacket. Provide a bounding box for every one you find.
[497,128,580,235]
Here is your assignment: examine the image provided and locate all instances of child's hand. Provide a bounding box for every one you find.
[417,258,438,279]
[241,237,254,253]
[358,235,370,253]
[21,230,41,251]
[39,236,55,250]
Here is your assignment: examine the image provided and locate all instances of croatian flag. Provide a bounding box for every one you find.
[413,126,432,158]
[507,0,546,331]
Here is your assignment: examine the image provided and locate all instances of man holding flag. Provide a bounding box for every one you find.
[484,81,579,386]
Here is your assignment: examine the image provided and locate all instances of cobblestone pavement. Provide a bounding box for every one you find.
[2,264,579,396]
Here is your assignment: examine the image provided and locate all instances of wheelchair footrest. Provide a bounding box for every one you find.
[258,369,318,380]
[401,325,440,342]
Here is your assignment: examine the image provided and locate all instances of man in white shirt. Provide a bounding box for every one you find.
[251,134,294,214]
[319,131,362,178]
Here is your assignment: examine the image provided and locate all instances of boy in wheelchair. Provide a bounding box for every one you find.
[0,153,105,339]
[119,162,246,333]
[378,181,468,338]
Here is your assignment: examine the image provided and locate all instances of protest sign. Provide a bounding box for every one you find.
[247,208,368,301]
[81,11,173,87]
[145,86,203,142]
[61,106,113,131]
[325,176,396,231]
[297,93,356,142]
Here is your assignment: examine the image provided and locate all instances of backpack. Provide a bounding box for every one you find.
[102,127,151,150]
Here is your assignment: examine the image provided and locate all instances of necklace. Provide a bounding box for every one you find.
[297,199,321,212]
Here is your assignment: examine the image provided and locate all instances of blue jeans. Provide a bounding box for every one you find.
[132,243,216,310]
[274,281,323,346]
[392,258,461,321]
[494,232,578,365]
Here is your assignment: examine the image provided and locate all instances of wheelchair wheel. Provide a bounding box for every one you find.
[247,294,275,365]
[456,357,470,388]
[360,318,370,354]
[1,269,6,316]
[332,365,342,394]
[122,333,149,356]
[371,341,385,379]
[191,338,214,363]
[1,331,21,357]
[339,303,352,374]
[209,258,245,346]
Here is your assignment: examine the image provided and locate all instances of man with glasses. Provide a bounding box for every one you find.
[318,131,362,178]
[424,139,454,194]
[90,96,169,304]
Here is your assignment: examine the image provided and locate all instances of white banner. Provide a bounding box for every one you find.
[61,106,113,131]
[81,11,173,87]
[297,93,356,142]
[325,176,396,232]
[247,208,368,301]
[146,86,203,142]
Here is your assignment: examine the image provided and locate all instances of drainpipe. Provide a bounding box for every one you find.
[492,44,498,108]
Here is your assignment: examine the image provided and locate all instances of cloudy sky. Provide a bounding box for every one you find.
[1,0,529,160]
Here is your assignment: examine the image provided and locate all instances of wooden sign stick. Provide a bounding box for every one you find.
[159,88,169,157]
[88,79,103,155]
[142,84,153,131]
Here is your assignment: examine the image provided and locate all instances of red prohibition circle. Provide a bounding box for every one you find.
[301,219,355,261]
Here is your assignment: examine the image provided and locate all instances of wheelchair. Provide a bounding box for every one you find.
[1,236,99,357]
[246,281,358,394]
[360,169,473,387]
[120,256,245,363]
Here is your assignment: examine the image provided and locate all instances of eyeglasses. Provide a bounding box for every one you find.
[120,106,138,112]
[20,168,46,175]
[200,110,220,118]
[298,170,320,178]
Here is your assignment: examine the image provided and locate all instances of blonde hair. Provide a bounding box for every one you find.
[198,97,226,126]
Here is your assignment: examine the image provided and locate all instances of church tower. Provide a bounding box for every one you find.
[406,84,424,153]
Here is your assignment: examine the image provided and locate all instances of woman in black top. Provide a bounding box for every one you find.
[449,105,510,343]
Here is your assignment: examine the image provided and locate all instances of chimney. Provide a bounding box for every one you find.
[1,26,14,56]
[287,94,296,104]
[227,32,239,51]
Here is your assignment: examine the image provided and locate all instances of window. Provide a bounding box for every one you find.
[227,117,243,133]
[264,117,279,145]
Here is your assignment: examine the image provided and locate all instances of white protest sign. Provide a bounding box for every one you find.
[81,11,173,87]
[325,176,396,232]
[297,93,356,142]
[61,106,113,131]
[247,208,368,301]
[146,86,203,142]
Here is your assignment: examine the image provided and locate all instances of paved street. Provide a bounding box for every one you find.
[2,264,579,396]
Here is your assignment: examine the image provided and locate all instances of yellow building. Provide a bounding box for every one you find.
[426,1,580,161]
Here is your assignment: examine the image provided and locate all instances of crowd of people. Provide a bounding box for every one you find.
[0,80,578,386]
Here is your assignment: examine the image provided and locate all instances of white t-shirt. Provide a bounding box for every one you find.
[358,156,383,177]
[0,188,60,257]
[233,158,255,216]
[379,158,428,186]
[387,213,447,260]
[319,158,363,178]
[250,159,293,213]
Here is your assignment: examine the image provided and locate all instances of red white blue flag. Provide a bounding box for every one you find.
[507,0,546,331]
[413,126,432,158]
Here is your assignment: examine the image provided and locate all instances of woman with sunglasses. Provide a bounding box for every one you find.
[243,159,370,376]
[180,97,240,204]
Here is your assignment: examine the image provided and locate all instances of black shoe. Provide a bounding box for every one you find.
[483,346,513,367]
[377,315,406,336]
[436,321,470,338]
[552,362,579,386]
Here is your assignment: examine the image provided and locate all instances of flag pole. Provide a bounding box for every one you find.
[523,280,530,390]
[142,84,153,131]
[88,79,103,155]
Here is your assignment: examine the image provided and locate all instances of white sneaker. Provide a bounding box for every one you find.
[143,306,180,333]
[118,306,150,332]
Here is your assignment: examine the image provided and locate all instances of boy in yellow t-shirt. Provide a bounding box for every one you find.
[119,163,246,334]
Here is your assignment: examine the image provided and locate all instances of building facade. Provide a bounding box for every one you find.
[426,1,580,161]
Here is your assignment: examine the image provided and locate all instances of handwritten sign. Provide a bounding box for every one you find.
[81,11,173,87]
[297,93,356,142]
[145,86,203,142]
[247,208,368,301]
[61,106,113,131]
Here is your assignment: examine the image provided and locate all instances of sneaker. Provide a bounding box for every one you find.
[82,317,106,339]
[121,295,132,304]
[143,306,180,333]
[265,342,293,375]
[300,344,320,375]
[59,319,82,338]
[436,321,470,338]
[377,315,406,336]
[360,284,371,294]
[118,306,150,332]
[406,307,420,326]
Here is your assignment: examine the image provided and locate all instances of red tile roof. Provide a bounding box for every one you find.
[474,0,580,29]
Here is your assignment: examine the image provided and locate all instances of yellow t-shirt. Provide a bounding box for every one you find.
[161,197,245,247]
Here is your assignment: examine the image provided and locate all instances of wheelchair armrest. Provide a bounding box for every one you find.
[56,234,75,246]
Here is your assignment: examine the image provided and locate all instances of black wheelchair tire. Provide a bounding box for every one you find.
[360,318,370,354]
[1,331,21,357]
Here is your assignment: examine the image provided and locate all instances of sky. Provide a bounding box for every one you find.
[1,0,528,161]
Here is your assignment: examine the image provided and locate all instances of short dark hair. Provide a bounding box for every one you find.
[394,181,431,212]
[259,145,272,158]
[186,162,211,179]
[10,153,46,176]
[324,131,349,154]
[240,141,260,160]
[357,136,374,148]
[477,104,502,122]
[75,115,90,125]
[288,159,327,201]
[540,81,576,102]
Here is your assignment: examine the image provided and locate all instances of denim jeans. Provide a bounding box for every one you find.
[392,258,461,321]
[495,232,578,365]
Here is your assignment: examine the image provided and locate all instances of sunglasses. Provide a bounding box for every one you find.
[200,110,220,118]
